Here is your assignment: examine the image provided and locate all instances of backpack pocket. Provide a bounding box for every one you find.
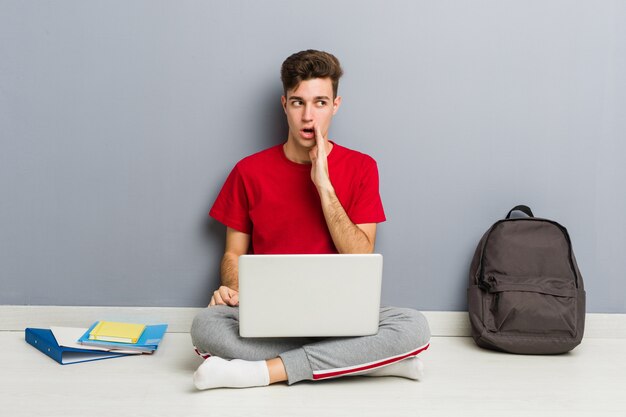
[482,274,578,337]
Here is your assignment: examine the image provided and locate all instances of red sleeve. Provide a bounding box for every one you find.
[209,164,252,234]
[349,156,386,224]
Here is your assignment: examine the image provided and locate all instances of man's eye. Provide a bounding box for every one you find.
[291,101,302,106]
[316,101,327,106]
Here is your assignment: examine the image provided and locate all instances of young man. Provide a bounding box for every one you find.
[191,50,430,390]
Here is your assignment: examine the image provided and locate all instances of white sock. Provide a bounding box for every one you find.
[362,357,424,380]
[193,356,270,390]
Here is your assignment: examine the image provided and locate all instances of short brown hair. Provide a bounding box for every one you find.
[281,50,343,98]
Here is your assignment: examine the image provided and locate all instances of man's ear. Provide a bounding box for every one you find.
[332,96,342,115]
[281,95,287,113]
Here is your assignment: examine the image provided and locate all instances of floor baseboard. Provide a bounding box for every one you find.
[1,305,624,338]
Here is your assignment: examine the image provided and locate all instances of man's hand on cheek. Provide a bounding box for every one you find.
[309,125,332,191]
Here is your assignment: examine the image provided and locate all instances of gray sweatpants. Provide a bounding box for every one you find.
[190,306,431,385]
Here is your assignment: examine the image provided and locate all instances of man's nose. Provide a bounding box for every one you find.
[302,104,313,121]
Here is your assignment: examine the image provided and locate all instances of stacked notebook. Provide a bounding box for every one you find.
[77,321,168,353]
[25,321,168,365]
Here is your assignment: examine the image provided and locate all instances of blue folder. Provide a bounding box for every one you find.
[25,328,131,365]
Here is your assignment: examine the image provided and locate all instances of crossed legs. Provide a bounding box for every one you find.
[191,306,431,389]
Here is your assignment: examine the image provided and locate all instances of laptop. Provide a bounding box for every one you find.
[238,254,383,337]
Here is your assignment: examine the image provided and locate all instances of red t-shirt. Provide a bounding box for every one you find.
[209,142,386,254]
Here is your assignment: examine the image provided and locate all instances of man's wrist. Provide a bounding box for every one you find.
[221,282,239,292]
[317,182,336,199]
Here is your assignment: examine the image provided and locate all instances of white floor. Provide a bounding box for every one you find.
[2,331,625,417]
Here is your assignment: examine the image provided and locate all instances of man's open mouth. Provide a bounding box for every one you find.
[300,128,315,139]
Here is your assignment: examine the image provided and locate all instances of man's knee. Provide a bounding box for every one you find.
[405,308,431,346]
[381,307,431,349]
[190,306,238,353]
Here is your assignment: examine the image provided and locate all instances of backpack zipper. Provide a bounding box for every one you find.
[478,275,493,291]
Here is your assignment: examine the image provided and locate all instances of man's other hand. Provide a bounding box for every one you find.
[209,286,239,307]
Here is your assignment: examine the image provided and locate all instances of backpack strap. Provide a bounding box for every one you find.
[506,205,534,219]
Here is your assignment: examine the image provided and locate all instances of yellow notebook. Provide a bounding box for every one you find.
[88,321,146,344]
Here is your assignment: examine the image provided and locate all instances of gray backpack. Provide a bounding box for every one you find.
[468,205,586,354]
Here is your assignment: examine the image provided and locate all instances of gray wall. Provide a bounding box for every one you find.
[1,1,624,312]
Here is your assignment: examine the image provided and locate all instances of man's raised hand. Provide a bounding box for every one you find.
[309,125,332,191]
